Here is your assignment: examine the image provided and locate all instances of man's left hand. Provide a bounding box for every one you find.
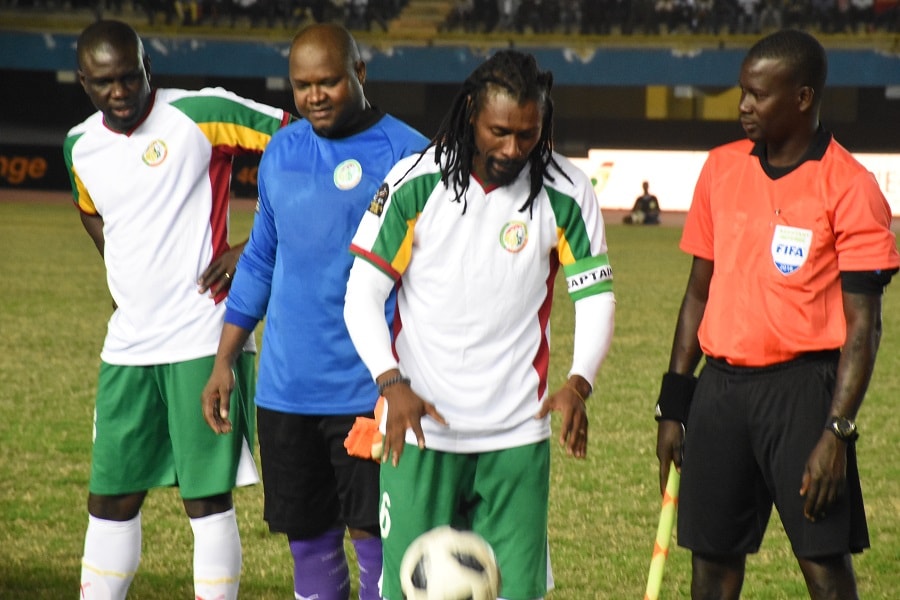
[198,243,245,296]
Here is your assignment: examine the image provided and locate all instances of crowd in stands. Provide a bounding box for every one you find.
[440,0,900,35]
[4,0,899,32]
[2,0,408,30]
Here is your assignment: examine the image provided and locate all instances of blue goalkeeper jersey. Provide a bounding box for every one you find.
[225,113,426,415]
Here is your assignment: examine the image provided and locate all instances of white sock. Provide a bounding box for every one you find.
[190,508,242,600]
[80,513,141,600]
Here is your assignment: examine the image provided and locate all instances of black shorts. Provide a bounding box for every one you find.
[257,406,381,539]
[678,351,869,559]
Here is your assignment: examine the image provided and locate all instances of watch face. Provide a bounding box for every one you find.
[830,417,858,440]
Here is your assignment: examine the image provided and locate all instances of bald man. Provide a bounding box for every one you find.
[65,19,291,600]
[201,24,427,600]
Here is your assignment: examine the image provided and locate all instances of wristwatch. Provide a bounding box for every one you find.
[826,416,859,443]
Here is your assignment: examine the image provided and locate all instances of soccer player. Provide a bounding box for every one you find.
[201,24,427,600]
[343,50,616,600]
[654,29,899,599]
[64,19,291,600]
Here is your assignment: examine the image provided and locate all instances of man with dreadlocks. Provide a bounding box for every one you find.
[343,50,615,599]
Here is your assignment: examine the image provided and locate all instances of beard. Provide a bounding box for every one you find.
[484,156,528,187]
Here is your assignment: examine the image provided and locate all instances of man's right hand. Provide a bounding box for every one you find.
[381,376,446,467]
[201,365,235,434]
[656,420,685,495]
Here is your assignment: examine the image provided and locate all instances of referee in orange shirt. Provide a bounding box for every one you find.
[654,29,899,600]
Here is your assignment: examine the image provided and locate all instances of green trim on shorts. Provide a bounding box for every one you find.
[89,353,255,500]
[379,441,550,600]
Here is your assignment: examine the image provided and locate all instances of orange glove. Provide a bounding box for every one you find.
[344,397,385,463]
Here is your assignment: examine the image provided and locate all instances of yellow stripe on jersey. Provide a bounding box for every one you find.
[72,168,97,214]
[390,215,419,275]
[556,225,577,266]
[197,121,273,153]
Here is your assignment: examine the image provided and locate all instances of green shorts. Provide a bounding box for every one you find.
[89,353,255,500]
[380,441,550,600]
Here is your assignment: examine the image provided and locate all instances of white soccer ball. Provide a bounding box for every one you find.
[399,526,501,600]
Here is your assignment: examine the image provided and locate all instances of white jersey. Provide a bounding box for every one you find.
[349,148,613,452]
[63,87,287,365]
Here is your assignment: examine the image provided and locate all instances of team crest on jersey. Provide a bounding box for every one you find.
[771,224,812,274]
[334,159,363,190]
[499,221,528,253]
[142,139,168,167]
[368,183,389,216]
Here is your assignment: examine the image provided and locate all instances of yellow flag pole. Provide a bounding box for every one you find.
[644,463,680,600]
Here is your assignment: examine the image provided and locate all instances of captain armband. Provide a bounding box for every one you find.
[654,371,697,424]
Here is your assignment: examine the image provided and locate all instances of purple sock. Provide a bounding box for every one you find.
[351,536,383,600]
[289,528,350,600]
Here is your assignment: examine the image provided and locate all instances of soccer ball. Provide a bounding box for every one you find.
[399,526,501,600]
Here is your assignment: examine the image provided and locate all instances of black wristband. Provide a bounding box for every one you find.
[378,374,410,396]
[654,371,697,423]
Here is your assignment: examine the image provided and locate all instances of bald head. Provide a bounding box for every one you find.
[77,19,145,72]
[291,23,361,72]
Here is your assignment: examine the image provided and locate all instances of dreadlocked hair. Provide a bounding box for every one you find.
[424,50,570,215]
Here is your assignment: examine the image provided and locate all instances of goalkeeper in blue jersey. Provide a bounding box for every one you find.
[202,23,427,600]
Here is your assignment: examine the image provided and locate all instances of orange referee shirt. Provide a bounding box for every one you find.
[681,133,900,367]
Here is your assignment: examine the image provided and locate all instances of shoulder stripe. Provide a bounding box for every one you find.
[372,170,443,275]
[544,184,591,264]
[170,94,284,150]
[62,130,94,211]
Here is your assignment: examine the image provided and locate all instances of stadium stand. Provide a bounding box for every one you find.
[0,0,898,37]
[1,0,898,195]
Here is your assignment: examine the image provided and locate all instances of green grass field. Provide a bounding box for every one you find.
[1,197,898,599]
